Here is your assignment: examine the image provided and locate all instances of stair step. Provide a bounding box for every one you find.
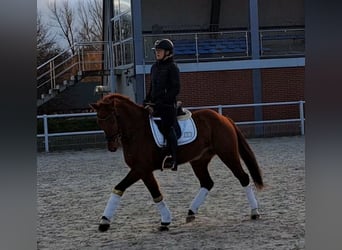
[37,70,108,107]
[82,70,110,77]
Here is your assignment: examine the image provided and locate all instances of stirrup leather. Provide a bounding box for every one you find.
[161,155,177,171]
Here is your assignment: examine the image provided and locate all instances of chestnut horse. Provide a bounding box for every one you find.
[90,93,264,232]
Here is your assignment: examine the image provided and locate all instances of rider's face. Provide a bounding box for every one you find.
[155,48,166,60]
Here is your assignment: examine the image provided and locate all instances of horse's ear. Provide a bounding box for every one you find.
[89,103,99,111]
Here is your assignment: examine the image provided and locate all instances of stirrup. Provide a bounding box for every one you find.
[161,155,178,171]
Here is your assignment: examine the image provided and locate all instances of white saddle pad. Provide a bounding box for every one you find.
[149,116,197,148]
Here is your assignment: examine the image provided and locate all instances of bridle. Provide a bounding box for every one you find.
[97,112,121,143]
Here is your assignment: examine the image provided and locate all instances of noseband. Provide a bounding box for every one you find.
[97,112,121,142]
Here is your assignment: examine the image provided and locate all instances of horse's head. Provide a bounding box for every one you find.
[90,100,120,152]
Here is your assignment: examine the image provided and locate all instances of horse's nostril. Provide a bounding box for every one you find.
[107,141,118,152]
[108,146,117,152]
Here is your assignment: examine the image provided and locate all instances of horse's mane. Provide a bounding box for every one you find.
[101,93,142,109]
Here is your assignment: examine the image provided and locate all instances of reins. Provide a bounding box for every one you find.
[97,112,115,121]
[96,96,145,143]
[97,112,121,142]
[105,133,121,143]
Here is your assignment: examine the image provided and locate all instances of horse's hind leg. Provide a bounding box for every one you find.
[141,172,172,230]
[216,150,260,219]
[187,153,214,222]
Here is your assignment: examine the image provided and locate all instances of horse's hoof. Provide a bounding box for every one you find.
[98,216,110,232]
[251,208,261,220]
[99,223,110,232]
[186,214,195,223]
[186,209,196,223]
[158,225,169,231]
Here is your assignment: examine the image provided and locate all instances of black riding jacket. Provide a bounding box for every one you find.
[146,56,180,106]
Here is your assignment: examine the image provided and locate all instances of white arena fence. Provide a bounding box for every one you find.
[37,100,305,152]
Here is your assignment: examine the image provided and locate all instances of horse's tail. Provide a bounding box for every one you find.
[228,118,264,190]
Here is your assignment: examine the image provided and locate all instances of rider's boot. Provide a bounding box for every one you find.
[162,127,178,171]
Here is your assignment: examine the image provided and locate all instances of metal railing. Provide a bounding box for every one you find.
[37,100,305,152]
[37,41,108,99]
[37,28,305,99]
[144,30,250,63]
[259,28,305,57]
[143,28,305,63]
[37,28,305,97]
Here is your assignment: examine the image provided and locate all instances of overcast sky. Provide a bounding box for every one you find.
[37,0,78,16]
[37,0,82,49]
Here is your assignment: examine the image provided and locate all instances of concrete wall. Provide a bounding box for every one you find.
[141,0,304,32]
[259,0,304,27]
[141,0,211,32]
[115,71,136,101]
[219,0,249,29]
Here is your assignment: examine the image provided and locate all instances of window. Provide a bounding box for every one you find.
[113,0,119,16]
[112,0,133,67]
[119,0,130,14]
[123,40,133,65]
[114,19,120,43]
[121,12,132,40]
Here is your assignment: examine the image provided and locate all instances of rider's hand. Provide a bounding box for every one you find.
[144,104,154,115]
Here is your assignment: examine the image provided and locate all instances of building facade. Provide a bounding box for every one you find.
[102,0,305,136]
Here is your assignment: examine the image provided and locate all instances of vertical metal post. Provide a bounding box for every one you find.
[249,0,260,59]
[245,31,249,56]
[77,46,81,72]
[249,0,263,136]
[259,32,263,55]
[132,0,145,103]
[195,33,199,63]
[299,100,305,135]
[43,115,49,153]
[109,40,116,92]
[104,0,115,93]
[49,61,55,90]
[218,105,223,115]
[81,46,85,71]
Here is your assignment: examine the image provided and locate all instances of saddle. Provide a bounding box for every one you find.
[149,105,197,148]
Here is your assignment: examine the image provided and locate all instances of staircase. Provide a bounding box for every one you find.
[37,41,111,107]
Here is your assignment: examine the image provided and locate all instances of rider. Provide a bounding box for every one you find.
[144,38,180,171]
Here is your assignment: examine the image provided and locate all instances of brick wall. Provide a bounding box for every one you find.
[145,66,304,123]
[261,67,305,120]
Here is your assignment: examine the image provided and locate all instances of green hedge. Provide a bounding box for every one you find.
[37,117,100,134]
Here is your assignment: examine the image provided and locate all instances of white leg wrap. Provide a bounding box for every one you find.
[189,187,209,214]
[245,184,258,209]
[103,193,121,220]
[156,200,172,224]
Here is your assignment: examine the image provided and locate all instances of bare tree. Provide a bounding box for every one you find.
[78,0,103,43]
[47,0,77,54]
[37,11,62,66]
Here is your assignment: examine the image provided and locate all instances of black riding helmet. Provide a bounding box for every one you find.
[154,39,174,54]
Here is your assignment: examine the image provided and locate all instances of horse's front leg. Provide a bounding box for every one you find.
[99,169,141,232]
[141,172,172,231]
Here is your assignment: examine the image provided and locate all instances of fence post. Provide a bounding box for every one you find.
[299,100,305,135]
[195,33,199,63]
[218,105,223,115]
[43,114,49,152]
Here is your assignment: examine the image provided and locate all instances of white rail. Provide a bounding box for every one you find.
[37,100,305,152]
